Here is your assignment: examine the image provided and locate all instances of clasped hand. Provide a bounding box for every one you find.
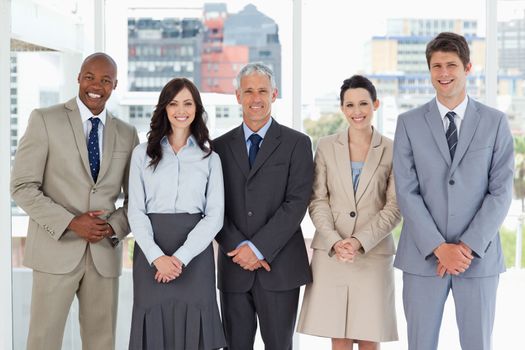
[68,210,112,243]
[333,238,360,262]
[153,255,183,283]
[227,244,271,272]
[434,242,474,277]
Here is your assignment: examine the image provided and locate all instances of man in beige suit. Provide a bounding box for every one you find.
[11,53,139,350]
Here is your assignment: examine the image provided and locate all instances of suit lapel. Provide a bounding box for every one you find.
[355,128,384,204]
[227,125,250,179]
[248,119,281,179]
[65,99,93,183]
[97,113,116,181]
[425,99,452,166]
[333,129,356,206]
[450,99,481,173]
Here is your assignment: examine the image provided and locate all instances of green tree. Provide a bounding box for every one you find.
[304,113,346,149]
[514,136,525,212]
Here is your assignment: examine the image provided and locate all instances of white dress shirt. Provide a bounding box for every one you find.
[76,96,106,157]
[435,95,469,136]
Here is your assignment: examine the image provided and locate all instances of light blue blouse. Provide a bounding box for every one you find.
[351,161,364,192]
[128,136,224,266]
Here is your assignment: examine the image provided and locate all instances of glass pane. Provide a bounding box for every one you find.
[10,49,72,349]
[496,0,525,346]
[107,1,293,349]
[302,0,486,142]
[121,0,292,141]
[301,1,523,349]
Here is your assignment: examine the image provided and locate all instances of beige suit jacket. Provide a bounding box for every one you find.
[309,128,401,255]
[11,98,139,277]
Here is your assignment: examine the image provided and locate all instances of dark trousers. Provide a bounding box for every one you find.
[220,276,299,350]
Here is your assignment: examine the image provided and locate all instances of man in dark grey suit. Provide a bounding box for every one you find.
[213,62,314,350]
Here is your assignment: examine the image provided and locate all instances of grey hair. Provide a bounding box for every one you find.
[234,62,276,90]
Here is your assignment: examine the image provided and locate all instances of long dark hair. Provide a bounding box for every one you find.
[147,78,212,169]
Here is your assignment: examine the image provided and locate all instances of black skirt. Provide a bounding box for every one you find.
[129,213,226,350]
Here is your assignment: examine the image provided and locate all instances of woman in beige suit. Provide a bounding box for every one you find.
[297,75,401,350]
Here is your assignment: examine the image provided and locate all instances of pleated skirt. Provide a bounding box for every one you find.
[129,213,226,350]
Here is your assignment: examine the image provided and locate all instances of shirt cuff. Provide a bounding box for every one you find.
[173,246,191,267]
[145,245,165,266]
[237,240,265,260]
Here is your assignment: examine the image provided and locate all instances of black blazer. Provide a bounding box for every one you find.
[213,119,314,292]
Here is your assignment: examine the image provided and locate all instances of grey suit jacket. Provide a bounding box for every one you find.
[11,98,139,278]
[393,97,514,277]
[213,119,314,292]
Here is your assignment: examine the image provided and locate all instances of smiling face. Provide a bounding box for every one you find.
[429,50,471,109]
[77,55,117,115]
[165,87,196,132]
[341,87,379,130]
[236,72,278,132]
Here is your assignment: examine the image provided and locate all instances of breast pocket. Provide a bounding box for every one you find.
[464,146,492,159]
[262,162,287,173]
[112,151,129,159]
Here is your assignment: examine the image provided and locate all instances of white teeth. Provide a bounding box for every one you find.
[88,92,101,98]
[175,116,188,121]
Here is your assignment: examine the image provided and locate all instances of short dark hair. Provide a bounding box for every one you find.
[425,32,470,69]
[147,78,212,169]
[340,75,377,105]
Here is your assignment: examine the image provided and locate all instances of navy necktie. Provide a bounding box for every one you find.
[445,111,458,160]
[88,117,100,182]
[248,133,263,168]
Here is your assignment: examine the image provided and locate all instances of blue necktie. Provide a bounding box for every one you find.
[445,111,458,160]
[248,133,262,168]
[88,117,100,182]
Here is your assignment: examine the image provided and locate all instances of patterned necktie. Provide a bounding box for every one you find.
[88,117,100,182]
[445,111,458,160]
[248,133,263,168]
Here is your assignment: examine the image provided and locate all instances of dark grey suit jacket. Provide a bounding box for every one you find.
[213,119,314,292]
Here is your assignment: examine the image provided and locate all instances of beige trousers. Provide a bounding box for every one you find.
[26,246,119,350]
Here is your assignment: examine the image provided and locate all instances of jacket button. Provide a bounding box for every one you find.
[349,211,356,218]
[247,211,253,217]
[449,180,455,185]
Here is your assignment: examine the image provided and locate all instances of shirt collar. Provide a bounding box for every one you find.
[243,117,273,143]
[435,95,469,121]
[160,134,197,148]
[76,96,107,126]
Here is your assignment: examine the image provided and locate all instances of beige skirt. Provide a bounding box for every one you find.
[297,249,398,342]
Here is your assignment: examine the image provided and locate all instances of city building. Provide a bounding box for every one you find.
[362,19,486,137]
[125,3,282,136]
[127,17,203,92]
[498,13,525,134]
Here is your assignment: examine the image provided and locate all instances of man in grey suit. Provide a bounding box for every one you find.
[11,53,139,350]
[213,62,314,350]
[393,32,514,350]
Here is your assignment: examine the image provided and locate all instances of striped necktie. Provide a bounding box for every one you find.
[445,111,458,160]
